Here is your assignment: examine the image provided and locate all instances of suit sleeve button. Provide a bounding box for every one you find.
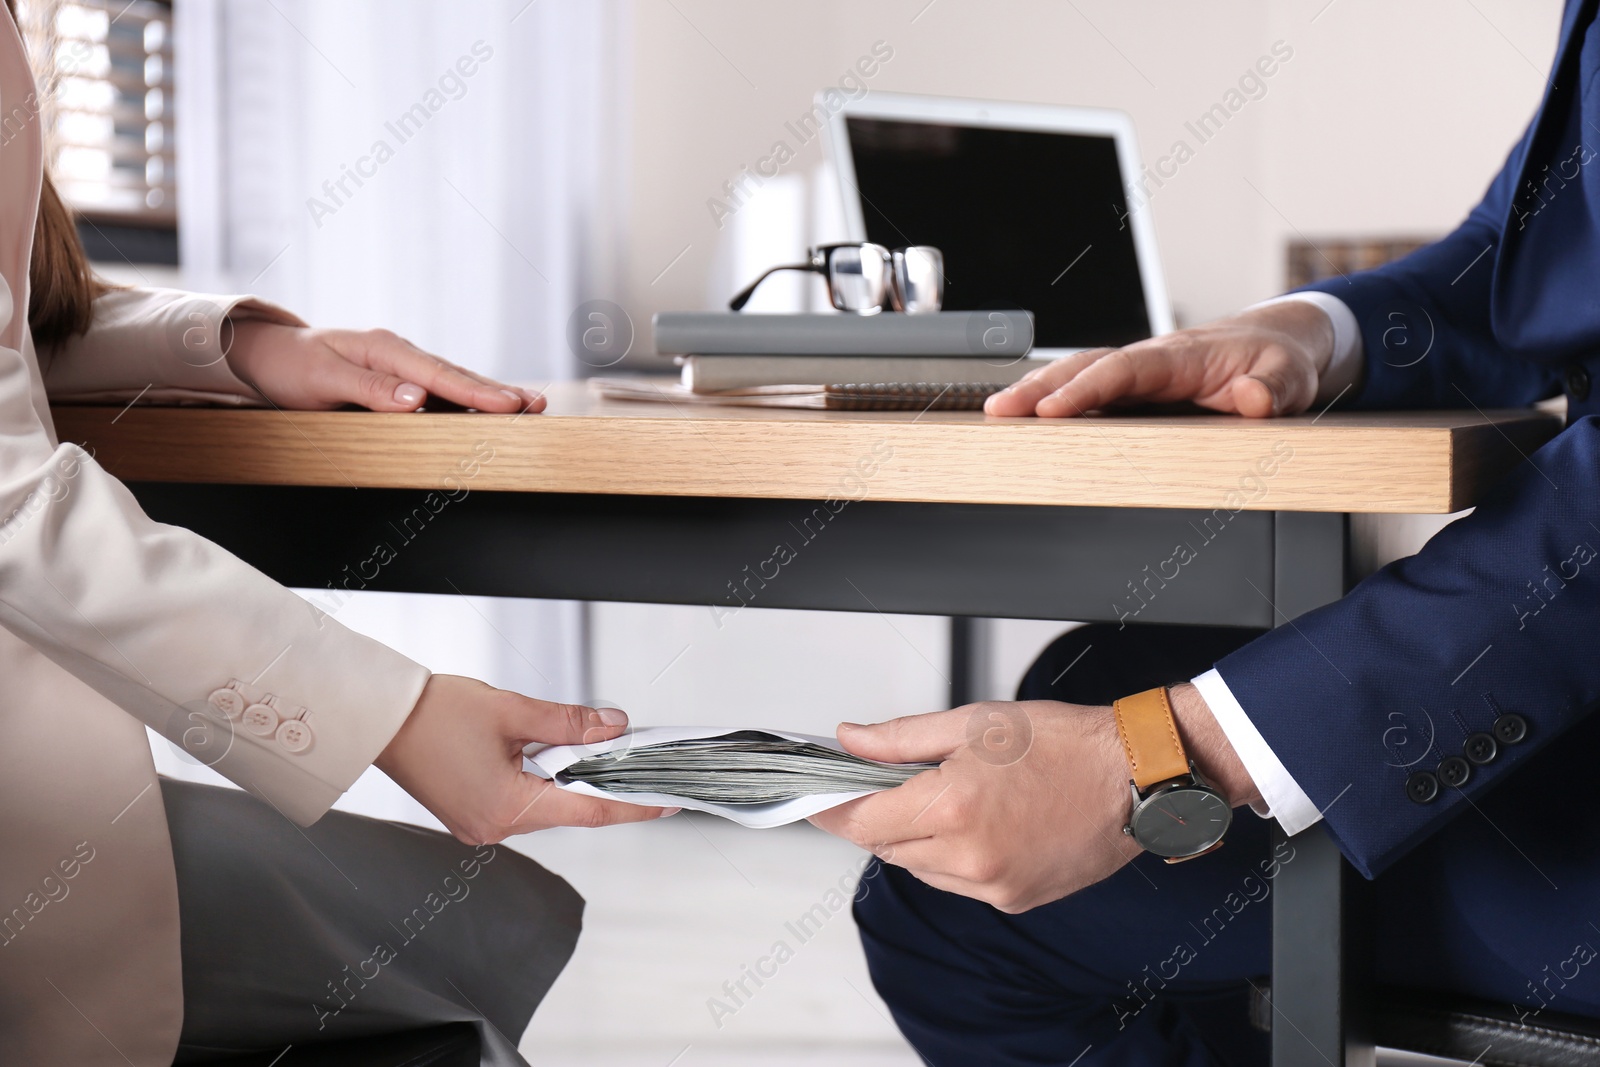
[242,703,279,737]
[1566,362,1592,402]
[275,719,314,754]
[1406,770,1440,803]
[1493,713,1529,745]
[207,688,246,719]
[1437,755,1472,788]
[1464,732,1499,765]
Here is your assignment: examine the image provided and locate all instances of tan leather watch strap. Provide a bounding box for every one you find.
[1111,687,1191,790]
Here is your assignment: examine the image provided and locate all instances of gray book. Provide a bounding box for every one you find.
[682,354,1045,393]
[654,310,1035,357]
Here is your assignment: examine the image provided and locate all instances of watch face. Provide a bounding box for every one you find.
[1130,787,1232,858]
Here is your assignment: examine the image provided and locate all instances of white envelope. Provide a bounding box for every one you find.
[522,725,892,829]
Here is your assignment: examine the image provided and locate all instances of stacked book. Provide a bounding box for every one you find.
[595,310,1042,410]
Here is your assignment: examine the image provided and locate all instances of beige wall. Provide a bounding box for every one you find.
[622,0,1561,335]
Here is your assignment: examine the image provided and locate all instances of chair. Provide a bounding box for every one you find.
[197,1023,479,1067]
[1265,828,1600,1066]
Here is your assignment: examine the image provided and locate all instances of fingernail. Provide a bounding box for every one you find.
[393,383,424,407]
[839,721,867,731]
[660,806,682,818]
[499,389,523,404]
[597,708,628,726]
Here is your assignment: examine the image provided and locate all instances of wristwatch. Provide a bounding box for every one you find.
[1112,686,1232,862]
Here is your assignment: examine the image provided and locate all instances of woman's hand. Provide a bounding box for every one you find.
[985,301,1335,419]
[376,675,673,844]
[225,320,546,414]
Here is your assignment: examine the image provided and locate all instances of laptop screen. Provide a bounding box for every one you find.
[844,117,1152,350]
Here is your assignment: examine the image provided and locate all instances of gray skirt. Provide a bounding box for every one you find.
[161,777,583,1065]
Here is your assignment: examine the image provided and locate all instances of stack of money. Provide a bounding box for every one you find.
[557,730,934,805]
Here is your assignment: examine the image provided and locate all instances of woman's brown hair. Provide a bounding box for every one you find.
[7,0,105,347]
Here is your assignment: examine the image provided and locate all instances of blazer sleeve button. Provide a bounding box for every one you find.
[1437,755,1473,789]
[242,703,280,737]
[1565,362,1591,402]
[1406,770,1440,803]
[1493,713,1529,745]
[207,688,246,720]
[1464,732,1499,765]
[275,719,315,754]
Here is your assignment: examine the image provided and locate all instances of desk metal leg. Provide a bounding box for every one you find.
[949,616,987,707]
[1269,512,1373,1067]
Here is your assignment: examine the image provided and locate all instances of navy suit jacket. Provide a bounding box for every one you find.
[1216,0,1600,879]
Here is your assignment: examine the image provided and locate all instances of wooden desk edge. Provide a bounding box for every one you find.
[51,403,1563,516]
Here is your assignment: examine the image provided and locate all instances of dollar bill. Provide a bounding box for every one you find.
[557,730,935,805]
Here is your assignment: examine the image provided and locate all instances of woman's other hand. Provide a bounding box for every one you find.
[226,321,546,414]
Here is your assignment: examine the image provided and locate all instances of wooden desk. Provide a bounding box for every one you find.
[54,381,1558,514]
[51,384,1563,1067]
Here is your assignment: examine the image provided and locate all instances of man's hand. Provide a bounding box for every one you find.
[809,684,1259,913]
[226,320,547,414]
[985,301,1335,419]
[376,675,673,845]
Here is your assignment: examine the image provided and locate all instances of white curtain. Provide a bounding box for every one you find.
[160,0,632,821]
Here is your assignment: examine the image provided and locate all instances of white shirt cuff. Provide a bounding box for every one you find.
[1190,668,1324,836]
[1246,292,1363,406]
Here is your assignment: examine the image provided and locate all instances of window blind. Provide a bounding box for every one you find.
[17,0,176,227]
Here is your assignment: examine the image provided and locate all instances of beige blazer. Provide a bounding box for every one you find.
[0,11,431,1065]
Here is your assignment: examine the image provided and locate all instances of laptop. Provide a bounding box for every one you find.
[824,92,1173,360]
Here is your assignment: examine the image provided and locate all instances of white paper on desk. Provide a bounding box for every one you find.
[523,726,898,829]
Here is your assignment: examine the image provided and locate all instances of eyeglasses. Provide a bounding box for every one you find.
[729,243,945,314]
[889,246,944,314]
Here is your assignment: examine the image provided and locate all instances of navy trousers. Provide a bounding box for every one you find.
[853,623,1600,1066]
